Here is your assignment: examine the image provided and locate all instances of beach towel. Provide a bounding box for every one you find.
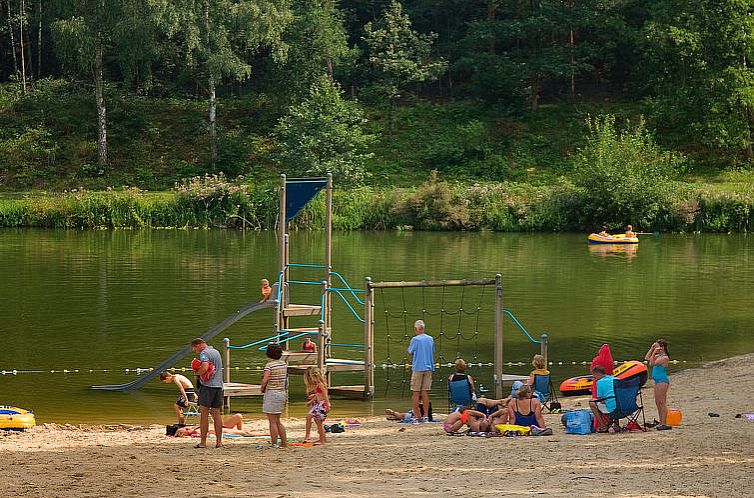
[495,424,531,435]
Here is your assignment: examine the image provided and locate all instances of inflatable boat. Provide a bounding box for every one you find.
[0,406,36,430]
[559,360,648,396]
[588,233,639,244]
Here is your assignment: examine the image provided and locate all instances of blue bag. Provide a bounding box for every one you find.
[561,409,595,435]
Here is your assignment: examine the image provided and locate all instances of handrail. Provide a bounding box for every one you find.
[502,309,542,344]
[288,280,322,285]
[329,343,365,348]
[327,288,365,323]
[287,263,327,269]
[259,330,317,350]
[228,330,291,350]
[329,271,366,305]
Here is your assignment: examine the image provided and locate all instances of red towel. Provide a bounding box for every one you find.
[589,344,614,397]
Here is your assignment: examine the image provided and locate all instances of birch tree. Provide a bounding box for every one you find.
[162,0,293,168]
[51,0,158,169]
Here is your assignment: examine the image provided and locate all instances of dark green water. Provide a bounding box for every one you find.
[1,230,752,424]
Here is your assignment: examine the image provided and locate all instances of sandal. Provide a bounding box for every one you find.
[194,444,206,449]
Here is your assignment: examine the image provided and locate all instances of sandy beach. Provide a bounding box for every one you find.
[2,354,753,498]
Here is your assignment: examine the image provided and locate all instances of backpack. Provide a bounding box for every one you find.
[561,409,595,435]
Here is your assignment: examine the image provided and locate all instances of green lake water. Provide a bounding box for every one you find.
[1,229,752,424]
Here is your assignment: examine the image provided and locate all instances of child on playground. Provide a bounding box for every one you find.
[303,366,330,444]
[260,279,272,303]
[301,336,317,353]
[261,343,288,448]
[159,370,197,425]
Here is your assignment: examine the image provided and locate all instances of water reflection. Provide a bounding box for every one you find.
[588,243,638,260]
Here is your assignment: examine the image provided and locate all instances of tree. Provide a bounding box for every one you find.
[275,0,353,103]
[273,75,374,184]
[51,0,159,169]
[642,0,754,159]
[362,0,445,128]
[162,0,292,168]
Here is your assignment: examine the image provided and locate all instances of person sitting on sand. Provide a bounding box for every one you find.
[159,371,197,425]
[507,385,546,429]
[174,414,264,437]
[473,397,510,432]
[588,365,617,432]
[598,225,611,237]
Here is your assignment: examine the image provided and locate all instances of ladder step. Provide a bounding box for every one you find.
[283,304,322,316]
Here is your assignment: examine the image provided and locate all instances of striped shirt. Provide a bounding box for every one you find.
[264,359,288,391]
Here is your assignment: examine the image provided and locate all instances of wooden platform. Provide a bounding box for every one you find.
[281,351,317,364]
[223,382,262,397]
[283,304,322,316]
[329,385,369,399]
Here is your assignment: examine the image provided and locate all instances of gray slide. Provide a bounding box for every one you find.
[90,299,276,391]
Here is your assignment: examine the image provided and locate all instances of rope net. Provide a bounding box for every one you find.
[376,283,491,396]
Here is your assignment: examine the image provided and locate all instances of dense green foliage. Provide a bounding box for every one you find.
[1,0,754,231]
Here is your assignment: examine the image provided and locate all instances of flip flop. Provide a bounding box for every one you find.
[194,444,206,449]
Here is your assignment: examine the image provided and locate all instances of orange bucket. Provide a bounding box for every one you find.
[666,408,682,426]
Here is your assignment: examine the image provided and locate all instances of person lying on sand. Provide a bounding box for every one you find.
[174,413,265,437]
[441,406,488,433]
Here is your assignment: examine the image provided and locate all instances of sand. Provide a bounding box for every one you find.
[2,354,754,498]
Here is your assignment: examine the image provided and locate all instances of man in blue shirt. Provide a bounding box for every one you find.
[589,365,616,432]
[407,319,435,423]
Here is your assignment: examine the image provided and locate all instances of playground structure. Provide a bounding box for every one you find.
[92,172,552,406]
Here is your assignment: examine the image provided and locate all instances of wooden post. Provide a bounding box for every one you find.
[276,174,286,334]
[540,333,549,367]
[223,337,231,412]
[494,273,504,399]
[365,277,374,398]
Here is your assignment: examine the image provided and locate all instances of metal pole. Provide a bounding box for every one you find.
[365,277,373,398]
[540,333,549,367]
[318,319,329,386]
[325,173,333,336]
[494,273,504,399]
[276,174,287,334]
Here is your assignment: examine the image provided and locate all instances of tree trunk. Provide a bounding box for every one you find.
[745,107,754,160]
[531,76,539,111]
[569,27,575,96]
[18,0,27,92]
[326,56,333,81]
[36,0,41,78]
[208,74,217,168]
[94,42,107,168]
[487,0,496,54]
[6,0,18,76]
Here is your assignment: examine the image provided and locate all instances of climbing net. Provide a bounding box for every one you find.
[371,279,498,395]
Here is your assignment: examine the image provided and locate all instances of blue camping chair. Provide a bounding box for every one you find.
[533,373,561,413]
[605,376,646,431]
[448,377,473,411]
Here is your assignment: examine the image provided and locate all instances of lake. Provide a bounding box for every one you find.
[1,229,751,424]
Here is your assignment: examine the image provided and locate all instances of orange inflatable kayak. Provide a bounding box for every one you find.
[559,360,648,396]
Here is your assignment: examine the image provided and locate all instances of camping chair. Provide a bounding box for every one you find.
[605,376,646,432]
[448,377,473,411]
[184,400,200,423]
[533,373,561,413]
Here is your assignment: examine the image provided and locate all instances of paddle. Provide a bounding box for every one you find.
[635,232,660,236]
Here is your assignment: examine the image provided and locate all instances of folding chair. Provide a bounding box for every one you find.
[606,376,646,431]
[184,401,200,423]
[448,378,473,411]
[533,373,561,413]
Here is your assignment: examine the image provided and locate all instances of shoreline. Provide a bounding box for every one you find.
[3,353,754,497]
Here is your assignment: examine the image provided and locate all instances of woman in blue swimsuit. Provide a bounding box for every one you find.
[645,339,671,431]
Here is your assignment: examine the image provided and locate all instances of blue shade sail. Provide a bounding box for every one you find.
[285,178,327,221]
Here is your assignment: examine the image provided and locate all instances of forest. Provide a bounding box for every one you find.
[0,0,752,231]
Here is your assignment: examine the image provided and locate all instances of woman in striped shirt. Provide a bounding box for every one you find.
[261,343,288,447]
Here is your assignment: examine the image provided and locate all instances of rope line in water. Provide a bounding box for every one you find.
[0,359,688,376]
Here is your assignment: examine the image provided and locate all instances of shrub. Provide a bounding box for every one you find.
[571,115,685,229]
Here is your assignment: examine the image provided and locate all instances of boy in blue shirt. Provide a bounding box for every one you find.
[589,365,617,432]
[407,319,435,422]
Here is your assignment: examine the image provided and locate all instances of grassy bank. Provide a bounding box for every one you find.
[1,174,751,232]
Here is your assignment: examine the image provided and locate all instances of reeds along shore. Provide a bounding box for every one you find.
[1,177,752,232]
